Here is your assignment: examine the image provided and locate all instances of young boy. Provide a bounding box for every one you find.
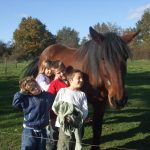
[52,69,88,150]
[48,60,68,95]
[47,61,68,150]
[12,76,55,150]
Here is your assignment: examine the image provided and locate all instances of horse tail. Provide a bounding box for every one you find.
[22,57,39,78]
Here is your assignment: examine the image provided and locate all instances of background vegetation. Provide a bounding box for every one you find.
[0,9,150,61]
[0,60,150,150]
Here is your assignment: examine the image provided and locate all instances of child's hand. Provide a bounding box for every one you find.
[20,89,28,95]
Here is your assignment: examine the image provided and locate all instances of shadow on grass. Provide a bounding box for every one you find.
[126,71,150,106]
[102,108,150,148]
[0,119,22,129]
[102,136,150,150]
[0,76,21,128]
[83,108,150,150]
[126,71,150,86]
[122,135,150,150]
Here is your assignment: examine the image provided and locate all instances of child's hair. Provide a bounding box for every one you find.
[19,76,37,94]
[66,68,83,81]
[38,60,53,74]
[52,60,65,70]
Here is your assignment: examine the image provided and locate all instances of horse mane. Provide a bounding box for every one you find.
[103,32,131,62]
[76,32,131,87]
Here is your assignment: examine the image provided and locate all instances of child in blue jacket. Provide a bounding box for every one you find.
[12,76,54,150]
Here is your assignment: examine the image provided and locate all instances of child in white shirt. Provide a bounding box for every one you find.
[52,69,88,150]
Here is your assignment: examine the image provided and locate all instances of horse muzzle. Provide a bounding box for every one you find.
[109,95,128,108]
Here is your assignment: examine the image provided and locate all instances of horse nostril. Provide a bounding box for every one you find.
[115,96,128,108]
[109,95,128,108]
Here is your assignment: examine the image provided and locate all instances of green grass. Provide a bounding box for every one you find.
[0,62,27,150]
[0,60,150,150]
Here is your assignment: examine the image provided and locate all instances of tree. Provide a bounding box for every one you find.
[93,22,123,35]
[80,36,88,46]
[136,8,150,49]
[0,41,14,60]
[123,9,150,60]
[0,41,7,57]
[128,8,150,59]
[56,26,80,47]
[13,16,56,60]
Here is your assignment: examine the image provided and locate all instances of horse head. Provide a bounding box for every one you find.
[89,27,140,108]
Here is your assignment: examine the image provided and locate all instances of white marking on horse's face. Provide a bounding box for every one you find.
[107,80,111,86]
[108,95,114,107]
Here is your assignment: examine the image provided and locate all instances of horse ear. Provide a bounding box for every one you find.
[89,26,104,44]
[121,30,141,43]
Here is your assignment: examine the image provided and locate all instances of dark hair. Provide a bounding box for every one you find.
[66,68,83,81]
[51,60,65,70]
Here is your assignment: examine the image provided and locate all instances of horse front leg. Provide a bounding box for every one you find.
[91,100,106,150]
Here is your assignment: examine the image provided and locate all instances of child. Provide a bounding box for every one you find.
[47,61,68,150]
[47,60,68,128]
[36,60,54,91]
[52,69,88,150]
[12,76,55,150]
[48,60,68,95]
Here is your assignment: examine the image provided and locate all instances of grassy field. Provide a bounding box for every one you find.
[0,60,150,150]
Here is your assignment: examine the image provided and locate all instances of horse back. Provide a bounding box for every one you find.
[39,44,78,67]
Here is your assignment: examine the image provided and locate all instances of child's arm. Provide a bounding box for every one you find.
[39,82,50,91]
[12,91,26,110]
[81,93,88,120]
[36,74,50,91]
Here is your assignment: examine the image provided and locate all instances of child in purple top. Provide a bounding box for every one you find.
[36,60,54,91]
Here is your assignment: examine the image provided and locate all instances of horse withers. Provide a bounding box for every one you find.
[24,27,140,150]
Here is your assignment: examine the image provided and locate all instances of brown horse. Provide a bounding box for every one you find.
[24,27,139,150]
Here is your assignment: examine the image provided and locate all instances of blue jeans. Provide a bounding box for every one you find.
[21,128,47,150]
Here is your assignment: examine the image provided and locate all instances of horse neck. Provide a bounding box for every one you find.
[75,50,102,88]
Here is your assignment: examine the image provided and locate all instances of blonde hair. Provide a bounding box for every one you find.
[38,60,53,74]
[19,76,37,94]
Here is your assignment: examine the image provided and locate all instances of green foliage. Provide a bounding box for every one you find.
[0,41,13,59]
[0,41,7,57]
[126,9,150,59]
[13,17,56,60]
[80,36,88,46]
[56,26,80,47]
[136,8,150,49]
[93,22,123,35]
